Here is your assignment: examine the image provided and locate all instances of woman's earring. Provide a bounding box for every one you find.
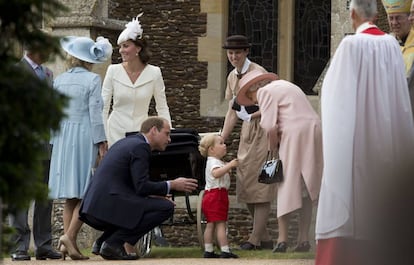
[136,53,139,56]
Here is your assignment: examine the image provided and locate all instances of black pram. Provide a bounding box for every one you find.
[149,128,205,192]
[126,128,205,191]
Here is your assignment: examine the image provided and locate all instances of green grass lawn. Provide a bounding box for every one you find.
[84,246,315,259]
[2,246,315,260]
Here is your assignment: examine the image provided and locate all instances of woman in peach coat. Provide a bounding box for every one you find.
[236,70,323,253]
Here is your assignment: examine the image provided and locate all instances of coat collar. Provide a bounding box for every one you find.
[21,57,53,85]
[113,64,153,88]
[68,66,89,73]
[355,22,378,34]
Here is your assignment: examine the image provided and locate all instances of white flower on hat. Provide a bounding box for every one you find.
[117,13,144,45]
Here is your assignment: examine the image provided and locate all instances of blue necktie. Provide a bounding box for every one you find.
[35,66,46,80]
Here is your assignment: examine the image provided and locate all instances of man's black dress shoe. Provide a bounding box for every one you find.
[11,250,31,261]
[99,242,139,260]
[35,248,62,260]
[91,241,102,255]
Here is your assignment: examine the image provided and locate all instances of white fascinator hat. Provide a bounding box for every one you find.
[60,36,113,64]
[117,13,144,45]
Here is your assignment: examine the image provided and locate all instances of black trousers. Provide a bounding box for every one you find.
[10,158,53,252]
[82,197,174,246]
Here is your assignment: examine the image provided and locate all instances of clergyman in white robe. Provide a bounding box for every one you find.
[315,17,414,265]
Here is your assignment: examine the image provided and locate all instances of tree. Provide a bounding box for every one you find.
[0,0,69,255]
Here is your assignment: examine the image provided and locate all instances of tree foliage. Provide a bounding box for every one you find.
[0,0,69,210]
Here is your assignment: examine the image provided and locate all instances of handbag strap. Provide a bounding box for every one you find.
[267,150,279,160]
[267,150,274,160]
[267,136,280,159]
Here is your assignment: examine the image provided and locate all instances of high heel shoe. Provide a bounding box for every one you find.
[58,235,89,260]
[272,241,288,253]
[59,244,68,260]
[293,241,311,252]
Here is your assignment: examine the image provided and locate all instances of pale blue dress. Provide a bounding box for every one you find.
[48,67,106,199]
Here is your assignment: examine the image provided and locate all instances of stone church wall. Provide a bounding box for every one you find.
[50,0,278,250]
[49,0,392,250]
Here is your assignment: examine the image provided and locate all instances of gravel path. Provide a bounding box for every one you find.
[1,256,314,265]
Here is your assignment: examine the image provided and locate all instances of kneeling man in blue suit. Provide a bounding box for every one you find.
[80,116,198,260]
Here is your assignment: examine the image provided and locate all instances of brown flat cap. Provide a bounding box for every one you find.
[222,35,251,49]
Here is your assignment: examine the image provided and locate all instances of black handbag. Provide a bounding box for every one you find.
[258,151,283,184]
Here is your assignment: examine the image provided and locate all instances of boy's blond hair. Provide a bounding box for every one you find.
[198,133,218,157]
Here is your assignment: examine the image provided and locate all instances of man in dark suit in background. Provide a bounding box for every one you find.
[80,116,198,260]
[9,44,62,261]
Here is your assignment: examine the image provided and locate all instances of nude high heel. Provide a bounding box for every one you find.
[59,235,89,260]
[59,244,68,260]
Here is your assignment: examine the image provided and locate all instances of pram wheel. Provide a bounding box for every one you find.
[135,229,152,257]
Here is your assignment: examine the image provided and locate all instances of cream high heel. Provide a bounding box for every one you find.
[58,235,89,260]
[59,244,68,260]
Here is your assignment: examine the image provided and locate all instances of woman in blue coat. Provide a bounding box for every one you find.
[48,36,112,260]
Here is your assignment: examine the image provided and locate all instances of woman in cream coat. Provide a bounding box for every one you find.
[102,14,171,147]
[237,70,323,253]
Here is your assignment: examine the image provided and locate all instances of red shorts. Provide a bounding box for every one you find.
[201,188,229,222]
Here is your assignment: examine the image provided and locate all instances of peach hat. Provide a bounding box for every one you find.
[236,70,278,106]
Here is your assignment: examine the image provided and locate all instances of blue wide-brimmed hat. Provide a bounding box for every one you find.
[60,36,113,64]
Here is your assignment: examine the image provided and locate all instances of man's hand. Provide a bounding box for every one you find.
[170,177,198,193]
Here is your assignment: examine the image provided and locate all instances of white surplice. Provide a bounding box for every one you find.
[316,22,414,240]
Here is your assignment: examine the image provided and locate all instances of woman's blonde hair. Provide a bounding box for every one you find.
[66,54,93,71]
[198,133,218,157]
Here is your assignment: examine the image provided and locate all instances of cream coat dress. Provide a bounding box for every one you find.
[225,62,277,203]
[102,64,171,146]
[257,80,323,217]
